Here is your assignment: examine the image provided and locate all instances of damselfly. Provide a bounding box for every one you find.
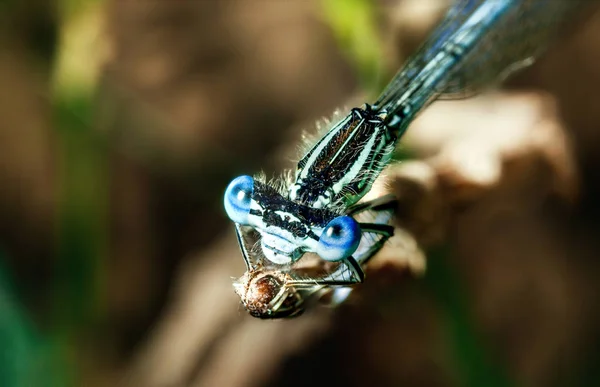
[224,0,583,318]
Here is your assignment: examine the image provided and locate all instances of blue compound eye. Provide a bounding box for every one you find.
[224,175,254,225]
[316,216,361,261]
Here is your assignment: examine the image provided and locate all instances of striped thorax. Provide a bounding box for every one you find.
[289,105,397,209]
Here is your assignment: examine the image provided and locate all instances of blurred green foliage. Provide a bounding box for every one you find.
[426,248,515,387]
[320,0,386,96]
[53,94,108,330]
[51,0,109,383]
[0,0,107,385]
[0,253,68,387]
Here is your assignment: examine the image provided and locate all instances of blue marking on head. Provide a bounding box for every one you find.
[224,175,254,225]
[316,215,361,261]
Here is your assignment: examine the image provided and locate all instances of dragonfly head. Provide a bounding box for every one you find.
[233,269,305,318]
[224,175,362,264]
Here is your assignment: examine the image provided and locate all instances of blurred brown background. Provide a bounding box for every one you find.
[1,0,600,386]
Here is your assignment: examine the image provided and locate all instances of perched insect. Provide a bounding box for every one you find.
[224,0,584,318]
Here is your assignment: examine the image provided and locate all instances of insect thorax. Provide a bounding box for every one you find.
[289,105,397,209]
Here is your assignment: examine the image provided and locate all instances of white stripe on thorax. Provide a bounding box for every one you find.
[298,114,352,181]
[331,125,386,196]
[330,118,364,164]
